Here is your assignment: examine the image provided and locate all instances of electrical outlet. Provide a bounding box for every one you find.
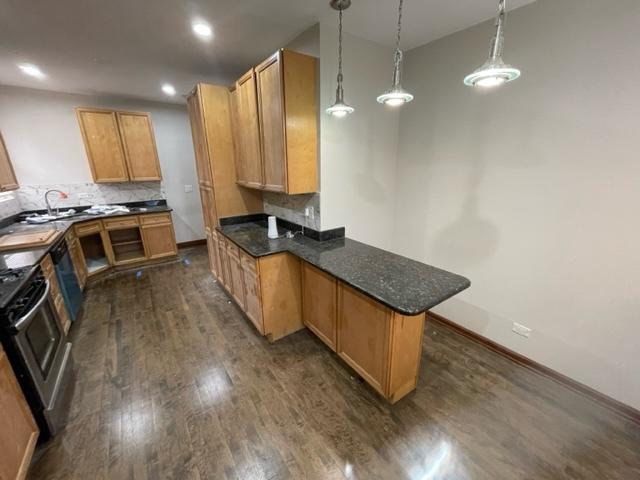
[305,206,315,220]
[512,322,531,338]
[78,193,90,199]
[184,184,193,193]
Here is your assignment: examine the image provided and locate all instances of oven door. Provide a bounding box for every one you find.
[12,280,67,408]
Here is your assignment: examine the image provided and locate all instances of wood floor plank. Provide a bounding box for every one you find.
[27,246,640,480]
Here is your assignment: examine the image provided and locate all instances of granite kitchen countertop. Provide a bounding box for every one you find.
[0,203,172,269]
[217,221,471,316]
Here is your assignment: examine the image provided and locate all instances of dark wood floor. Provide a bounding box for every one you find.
[28,247,640,479]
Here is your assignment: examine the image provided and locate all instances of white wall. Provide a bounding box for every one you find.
[394,0,640,409]
[319,23,400,249]
[0,86,203,242]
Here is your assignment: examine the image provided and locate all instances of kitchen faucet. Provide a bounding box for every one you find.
[45,190,68,216]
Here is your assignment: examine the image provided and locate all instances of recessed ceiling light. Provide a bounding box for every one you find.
[162,83,176,96]
[18,63,46,79]
[192,20,213,39]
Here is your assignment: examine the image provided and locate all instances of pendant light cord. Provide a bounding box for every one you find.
[490,0,507,60]
[337,7,344,90]
[392,0,404,85]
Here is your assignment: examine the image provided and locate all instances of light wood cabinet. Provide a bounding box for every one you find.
[40,254,71,334]
[215,234,303,342]
[186,84,263,238]
[233,50,318,194]
[337,283,426,403]
[217,238,232,291]
[240,250,263,334]
[66,231,87,290]
[187,92,212,187]
[0,132,19,191]
[141,214,177,260]
[76,108,162,183]
[235,70,264,189]
[0,346,38,480]
[338,284,391,395]
[205,230,219,278]
[302,262,337,351]
[226,242,246,309]
[116,112,162,181]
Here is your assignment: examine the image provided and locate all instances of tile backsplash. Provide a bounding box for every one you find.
[0,192,23,219]
[16,182,164,211]
[263,191,320,230]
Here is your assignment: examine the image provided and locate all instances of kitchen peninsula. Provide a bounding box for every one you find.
[211,214,471,403]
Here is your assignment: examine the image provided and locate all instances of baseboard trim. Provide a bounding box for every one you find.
[426,312,640,425]
[177,239,206,249]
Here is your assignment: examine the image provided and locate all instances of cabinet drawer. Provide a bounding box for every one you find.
[226,240,240,261]
[103,216,139,230]
[75,220,102,236]
[240,250,258,276]
[140,212,171,226]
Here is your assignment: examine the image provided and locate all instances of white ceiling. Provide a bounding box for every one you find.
[0,0,535,104]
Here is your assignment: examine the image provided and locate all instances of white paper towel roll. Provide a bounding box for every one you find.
[267,216,279,239]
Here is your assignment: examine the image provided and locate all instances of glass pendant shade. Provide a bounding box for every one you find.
[465,0,520,88]
[326,82,354,117]
[464,57,521,88]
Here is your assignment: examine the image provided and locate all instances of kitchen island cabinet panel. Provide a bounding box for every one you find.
[337,284,391,395]
[302,262,337,351]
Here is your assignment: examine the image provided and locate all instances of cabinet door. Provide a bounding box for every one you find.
[241,260,264,334]
[217,239,232,291]
[199,185,217,231]
[0,347,38,480]
[141,222,177,260]
[206,230,218,278]
[229,87,244,183]
[227,244,246,309]
[337,284,391,395]
[211,231,223,283]
[256,52,286,192]
[76,108,129,182]
[302,262,337,351]
[116,112,162,181]
[235,69,263,188]
[40,254,71,334]
[187,90,213,187]
[67,235,87,290]
[0,132,18,191]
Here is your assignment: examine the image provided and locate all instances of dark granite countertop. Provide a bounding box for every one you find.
[0,204,172,269]
[217,221,471,316]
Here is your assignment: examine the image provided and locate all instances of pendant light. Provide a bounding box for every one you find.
[377,0,413,106]
[464,0,521,88]
[326,0,354,118]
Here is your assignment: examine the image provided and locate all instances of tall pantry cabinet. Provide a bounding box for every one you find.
[186,84,263,277]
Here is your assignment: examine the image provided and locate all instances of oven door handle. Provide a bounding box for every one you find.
[12,280,51,332]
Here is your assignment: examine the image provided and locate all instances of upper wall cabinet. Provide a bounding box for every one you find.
[0,132,19,191]
[76,108,162,183]
[234,49,318,194]
[235,69,264,189]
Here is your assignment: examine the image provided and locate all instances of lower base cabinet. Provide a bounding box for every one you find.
[302,262,337,350]
[210,234,426,403]
[0,346,38,480]
[213,235,303,342]
[337,283,426,403]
